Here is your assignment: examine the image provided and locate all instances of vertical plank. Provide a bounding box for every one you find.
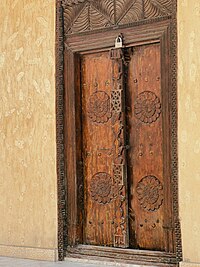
[64,50,82,246]
[81,51,115,246]
[110,49,129,248]
[81,49,129,248]
[127,43,166,251]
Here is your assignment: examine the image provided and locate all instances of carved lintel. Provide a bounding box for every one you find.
[62,0,172,35]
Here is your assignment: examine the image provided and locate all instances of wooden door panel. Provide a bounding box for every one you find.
[82,52,115,246]
[81,50,129,247]
[127,43,165,251]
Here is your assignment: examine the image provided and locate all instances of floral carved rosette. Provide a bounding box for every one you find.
[134,91,161,124]
[136,175,164,212]
[87,91,112,123]
[90,172,117,204]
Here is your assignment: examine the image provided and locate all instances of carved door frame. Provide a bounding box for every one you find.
[55,0,182,265]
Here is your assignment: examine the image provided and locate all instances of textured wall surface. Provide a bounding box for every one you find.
[178,0,200,264]
[0,0,57,260]
[0,0,200,264]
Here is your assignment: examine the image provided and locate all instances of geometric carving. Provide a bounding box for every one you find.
[134,91,161,124]
[116,1,143,24]
[136,175,163,211]
[90,172,115,204]
[144,0,172,18]
[87,91,112,123]
[62,0,172,34]
[111,90,122,113]
[113,164,123,185]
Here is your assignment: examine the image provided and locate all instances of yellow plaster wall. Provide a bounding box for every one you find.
[0,0,57,259]
[178,0,200,264]
[0,0,200,263]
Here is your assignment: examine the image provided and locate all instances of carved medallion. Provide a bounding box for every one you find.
[134,91,161,123]
[90,172,115,204]
[136,175,163,211]
[88,91,112,123]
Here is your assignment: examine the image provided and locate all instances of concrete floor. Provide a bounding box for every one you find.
[0,257,143,267]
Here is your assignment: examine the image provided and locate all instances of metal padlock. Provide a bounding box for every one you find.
[115,36,123,48]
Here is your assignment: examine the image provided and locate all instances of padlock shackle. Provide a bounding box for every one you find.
[116,36,122,42]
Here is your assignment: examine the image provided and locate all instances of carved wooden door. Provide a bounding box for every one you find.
[81,42,168,251]
[61,0,180,263]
